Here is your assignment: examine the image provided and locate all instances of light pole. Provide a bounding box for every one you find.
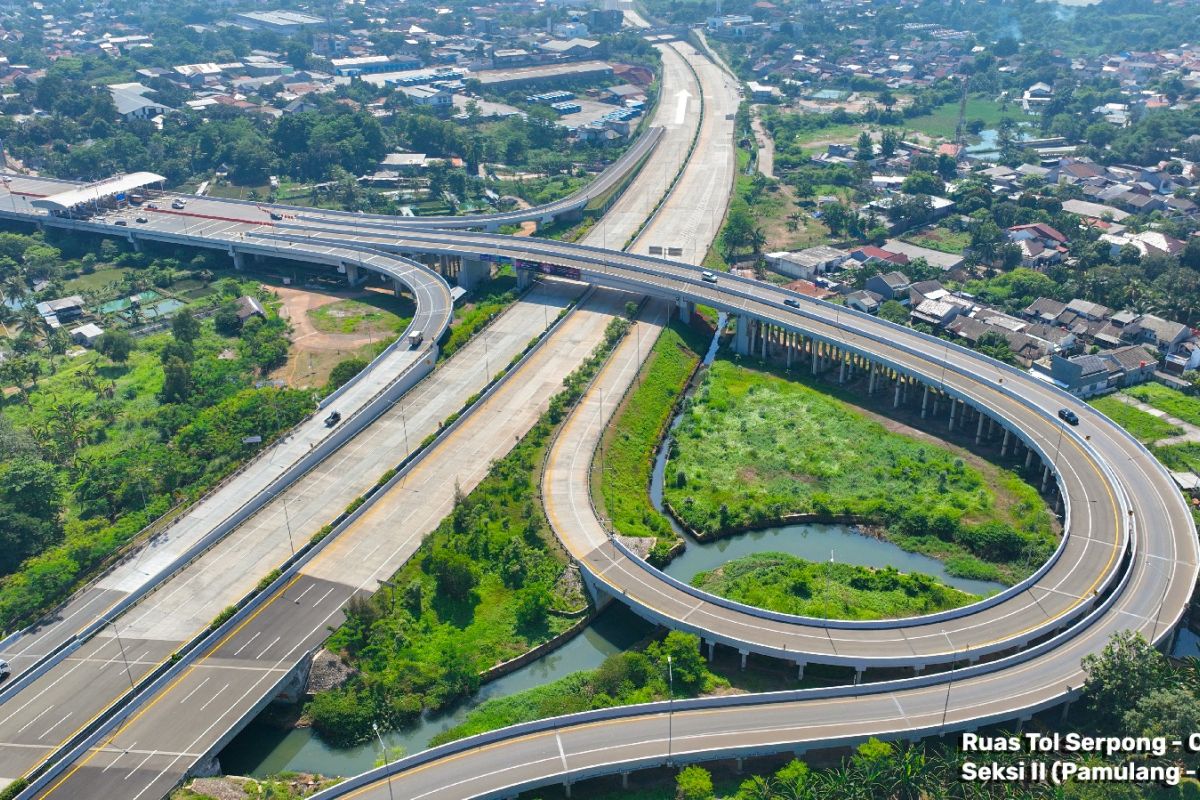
[666,654,674,767]
[940,630,954,732]
[373,722,396,800]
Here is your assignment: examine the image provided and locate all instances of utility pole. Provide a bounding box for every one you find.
[372,723,397,800]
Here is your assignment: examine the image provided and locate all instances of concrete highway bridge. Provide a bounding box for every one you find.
[0,49,1193,799]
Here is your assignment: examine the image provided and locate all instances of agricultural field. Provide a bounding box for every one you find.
[904,96,1018,141]
[901,226,971,255]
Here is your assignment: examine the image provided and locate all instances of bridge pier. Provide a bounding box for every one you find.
[621,773,630,789]
[1025,450,1034,469]
[1041,465,1051,493]
[795,661,805,679]
[676,299,692,323]
[1001,429,1011,457]
[893,383,901,409]
[948,400,957,432]
[344,262,364,287]
[704,639,715,661]
[853,668,864,685]
[739,650,749,670]
[230,249,246,271]
[734,317,751,356]
[517,267,534,290]
[458,258,491,291]
[975,413,985,445]
[921,385,929,418]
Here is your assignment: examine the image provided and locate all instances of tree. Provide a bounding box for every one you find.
[900,171,944,196]
[878,300,908,325]
[426,547,479,597]
[879,129,899,159]
[855,130,874,161]
[171,312,200,344]
[514,583,551,630]
[95,330,134,363]
[161,355,191,404]
[675,766,714,800]
[653,631,707,692]
[975,331,1016,365]
[327,357,368,392]
[214,302,242,337]
[720,203,760,260]
[1083,630,1171,727]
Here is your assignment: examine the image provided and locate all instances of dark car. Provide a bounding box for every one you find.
[324,411,342,428]
[783,298,800,308]
[270,212,284,221]
[114,219,128,226]
[135,216,148,224]
[1058,408,1080,426]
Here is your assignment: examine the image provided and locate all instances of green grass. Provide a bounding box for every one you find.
[1090,395,1182,444]
[306,294,415,336]
[63,266,133,294]
[596,321,710,543]
[693,552,981,620]
[665,360,1056,584]
[901,226,971,255]
[905,96,1017,141]
[1124,383,1200,427]
[1151,442,1200,473]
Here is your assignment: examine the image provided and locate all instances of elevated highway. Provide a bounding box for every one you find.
[0,32,1191,800]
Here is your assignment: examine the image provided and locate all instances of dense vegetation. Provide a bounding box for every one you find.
[665,360,1055,584]
[429,631,722,746]
[596,320,709,556]
[691,553,980,620]
[0,242,309,629]
[1089,396,1182,445]
[307,316,631,744]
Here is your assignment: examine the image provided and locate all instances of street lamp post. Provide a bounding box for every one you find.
[373,722,397,800]
[666,654,674,768]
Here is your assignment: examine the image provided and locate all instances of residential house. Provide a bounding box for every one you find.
[846,290,883,314]
[1006,223,1069,268]
[69,322,104,347]
[1034,344,1158,397]
[764,246,848,280]
[864,271,911,301]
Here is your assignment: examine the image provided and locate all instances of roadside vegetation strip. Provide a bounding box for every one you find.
[1089,395,1182,445]
[1123,382,1200,428]
[438,271,519,361]
[428,631,722,747]
[594,320,709,557]
[306,314,633,746]
[665,359,1056,585]
[690,553,981,621]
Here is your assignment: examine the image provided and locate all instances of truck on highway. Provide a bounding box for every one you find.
[409,330,424,349]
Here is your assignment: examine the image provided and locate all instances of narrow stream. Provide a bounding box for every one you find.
[223,313,1006,777]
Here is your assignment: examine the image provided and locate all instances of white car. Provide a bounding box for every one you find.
[0,659,10,680]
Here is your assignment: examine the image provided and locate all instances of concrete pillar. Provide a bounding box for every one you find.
[913,664,924,676]
[344,262,362,286]
[786,332,793,369]
[230,249,245,271]
[621,773,630,790]
[893,383,901,409]
[458,258,491,291]
[130,236,142,253]
[705,640,714,661]
[839,359,847,384]
[1001,430,1011,457]
[1041,465,1051,492]
[1025,450,1035,469]
[735,318,751,356]
[564,780,572,797]
[811,341,818,374]
[796,662,806,680]
[677,299,692,323]
[868,364,877,394]
[1060,699,1072,723]
[739,650,748,670]
[921,385,929,419]
[393,277,406,298]
[975,413,985,445]
[517,267,534,290]
[736,757,744,774]
[948,400,957,432]
[760,322,767,360]
[854,668,864,685]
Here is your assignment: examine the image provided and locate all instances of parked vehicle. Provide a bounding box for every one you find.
[324,411,342,428]
[1058,408,1080,426]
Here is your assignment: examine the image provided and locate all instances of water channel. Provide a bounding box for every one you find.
[223,315,1027,777]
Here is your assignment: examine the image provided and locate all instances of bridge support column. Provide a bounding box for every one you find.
[739,650,749,670]
[393,278,406,298]
[948,400,957,432]
[854,668,864,685]
[1025,450,1034,470]
[760,322,767,359]
[621,773,630,790]
[736,757,744,774]
[1041,465,1051,493]
[458,258,490,291]
[517,268,534,290]
[676,299,692,323]
[785,333,793,369]
[913,664,924,676]
[796,662,805,680]
[921,385,930,418]
[230,249,245,271]
[893,383,901,409]
[975,413,985,445]
[1001,429,1011,457]
[344,262,363,287]
[704,639,714,661]
[734,317,752,356]
[838,359,846,384]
